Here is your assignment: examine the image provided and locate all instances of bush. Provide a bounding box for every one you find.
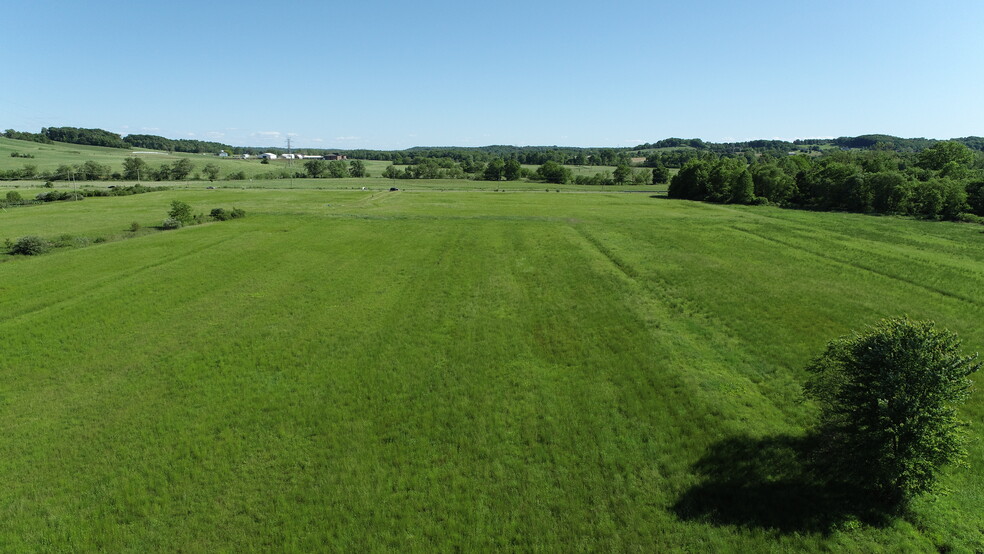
[129,221,141,232]
[161,218,183,230]
[6,191,22,203]
[11,235,51,255]
[230,207,246,219]
[210,208,229,221]
[955,212,984,225]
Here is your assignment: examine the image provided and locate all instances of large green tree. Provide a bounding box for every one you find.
[484,158,505,181]
[804,317,980,506]
[304,159,328,178]
[327,160,350,178]
[122,157,148,180]
[167,200,194,224]
[917,141,974,171]
[651,161,670,185]
[612,164,632,186]
[202,162,220,181]
[503,159,522,181]
[349,159,368,178]
[535,161,571,184]
[171,159,195,180]
[751,163,795,204]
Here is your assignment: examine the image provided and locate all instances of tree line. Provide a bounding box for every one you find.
[667,141,984,221]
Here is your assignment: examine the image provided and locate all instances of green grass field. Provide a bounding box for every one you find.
[1,137,651,187]
[1,183,983,550]
[0,137,396,181]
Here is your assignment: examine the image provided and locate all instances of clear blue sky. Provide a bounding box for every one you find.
[3,0,982,149]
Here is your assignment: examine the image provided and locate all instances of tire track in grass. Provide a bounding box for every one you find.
[729,225,984,309]
[712,203,984,279]
[568,223,802,433]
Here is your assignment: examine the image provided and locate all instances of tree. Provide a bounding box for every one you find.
[535,160,571,184]
[751,163,796,204]
[383,165,401,179]
[651,161,670,185]
[77,160,109,180]
[304,159,328,178]
[804,317,980,506]
[349,159,368,178]
[729,168,755,204]
[914,178,969,219]
[326,160,350,178]
[668,158,709,200]
[917,141,974,171]
[632,168,652,186]
[202,163,220,181]
[612,164,632,185]
[168,200,194,224]
[865,171,914,214]
[706,157,746,203]
[122,157,147,180]
[484,158,505,181]
[967,180,984,216]
[154,164,172,181]
[503,159,522,181]
[170,158,195,180]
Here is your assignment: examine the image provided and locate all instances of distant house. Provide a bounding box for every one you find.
[241,153,251,159]
[218,150,230,157]
[260,153,278,160]
[324,153,348,161]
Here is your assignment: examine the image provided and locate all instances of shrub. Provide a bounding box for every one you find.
[955,212,984,225]
[6,191,22,203]
[161,218,183,230]
[210,208,229,221]
[53,234,76,247]
[230,207,246,219]
[11,235,51,255]
[129,221,141,232]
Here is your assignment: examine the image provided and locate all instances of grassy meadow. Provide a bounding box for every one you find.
[0,137,654,187]
[1,183,983,550]
[0,137,393,181]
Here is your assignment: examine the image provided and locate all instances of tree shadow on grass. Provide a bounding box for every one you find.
[672,434,898,534]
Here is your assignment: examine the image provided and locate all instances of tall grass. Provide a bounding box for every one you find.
[0,191,981,550]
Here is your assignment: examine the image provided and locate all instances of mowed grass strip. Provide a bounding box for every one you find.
[0,192,981,551]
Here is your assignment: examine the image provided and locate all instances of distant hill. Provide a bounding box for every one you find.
[4,126,983,159]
